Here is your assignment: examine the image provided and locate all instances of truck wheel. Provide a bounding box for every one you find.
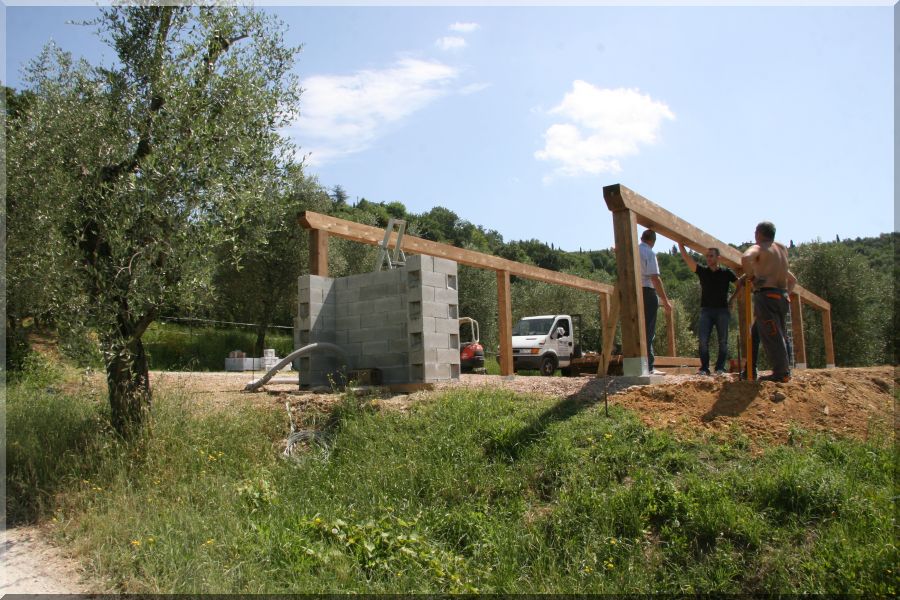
[539,355,558,376]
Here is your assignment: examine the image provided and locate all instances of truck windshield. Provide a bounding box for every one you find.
[512,318,554,336]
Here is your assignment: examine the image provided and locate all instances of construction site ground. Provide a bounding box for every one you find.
[5,365,894,593]
[154,365,897,448]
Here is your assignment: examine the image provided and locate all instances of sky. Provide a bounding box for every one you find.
[3,1,895,253]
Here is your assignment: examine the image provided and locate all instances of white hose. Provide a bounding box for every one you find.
[243,342,348,392]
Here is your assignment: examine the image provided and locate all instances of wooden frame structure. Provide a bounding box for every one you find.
[300,211,616,377]
[299,184,835,378]
[604,184,835,375]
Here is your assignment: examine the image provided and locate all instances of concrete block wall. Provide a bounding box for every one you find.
[296,255,460,387]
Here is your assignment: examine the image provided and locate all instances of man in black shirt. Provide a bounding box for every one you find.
[678,243,738,375]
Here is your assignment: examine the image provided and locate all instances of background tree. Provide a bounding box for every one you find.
[213,168,331,355]
[792,241,889,367]
[6,6,301,435]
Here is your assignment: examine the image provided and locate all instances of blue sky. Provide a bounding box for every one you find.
[4,2,895,252]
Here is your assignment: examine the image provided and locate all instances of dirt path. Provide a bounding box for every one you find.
[0,526,98,594]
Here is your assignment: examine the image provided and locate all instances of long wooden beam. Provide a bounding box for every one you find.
[299,211,614,295]
[603,184,830,311]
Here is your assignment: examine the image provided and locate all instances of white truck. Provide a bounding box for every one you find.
[510,314,582,376]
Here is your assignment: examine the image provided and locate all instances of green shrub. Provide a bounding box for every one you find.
[142,322,294,371]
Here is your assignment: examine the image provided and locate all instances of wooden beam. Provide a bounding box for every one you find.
[299,211,613,295]
[602,184,830,311]
[309,229,328,276]
[496,270,514,376]
[609,206,647,376]
[822,308,836,368]
[789,292,807,368]
[599,288,620,376]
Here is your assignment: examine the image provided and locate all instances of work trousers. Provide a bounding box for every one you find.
[698,307,730,372]
[643,287,658,372]
[753,289,790,377]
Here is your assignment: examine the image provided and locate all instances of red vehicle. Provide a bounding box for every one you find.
[459,317,485,373]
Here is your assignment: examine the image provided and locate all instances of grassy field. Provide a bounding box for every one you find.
[141,322,294,371]
[6,354,897,593]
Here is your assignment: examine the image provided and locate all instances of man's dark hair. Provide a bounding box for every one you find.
[641,229,656,243]
[707,247,721,257]
[756,221,776,241]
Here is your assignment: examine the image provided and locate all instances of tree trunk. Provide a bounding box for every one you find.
[254,321,268,357]
[106,336,152,437]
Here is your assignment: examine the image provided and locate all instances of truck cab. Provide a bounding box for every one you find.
[511,314,579,376]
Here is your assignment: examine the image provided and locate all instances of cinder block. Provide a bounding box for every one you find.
[407,255,432,272]
[424,363,452,381]
[372,296,402,314]
[437,348,461,365]
[433,257,457,275]
[423,331,450,349]
[408,332,423,349]
[380,366,409,384]
[434,288,459,304]
[390,339,409,354]
[408,316,435,334]
[362,340,390,356]
[409,347,438,365]
[422,301,448,319]
[336,315,360,331]
[385,309,409,325]
[369,353,407,369]
[422,272,447,288]
[406,270,422,288]
[435,318,460,335]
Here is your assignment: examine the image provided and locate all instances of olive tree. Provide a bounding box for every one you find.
[6,6,300,435]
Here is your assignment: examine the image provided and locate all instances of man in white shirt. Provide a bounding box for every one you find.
[639,229,672,375]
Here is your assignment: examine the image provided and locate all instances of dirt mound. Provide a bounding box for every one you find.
[610,366,896,445]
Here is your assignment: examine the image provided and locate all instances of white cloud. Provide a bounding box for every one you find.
[284,58,459,166]
[459,82,491,95]
[535,81,675,179]
[449,22,480,33]
[436,36,467,51]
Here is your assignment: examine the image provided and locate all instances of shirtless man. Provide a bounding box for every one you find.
[741,221,797,382]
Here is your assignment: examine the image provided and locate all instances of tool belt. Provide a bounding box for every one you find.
[754,287,788,301]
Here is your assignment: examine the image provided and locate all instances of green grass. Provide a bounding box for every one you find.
[6,359,898,593]
[142,322,294,371]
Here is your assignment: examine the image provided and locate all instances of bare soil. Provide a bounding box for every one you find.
[155,366,897,448]
[0,526,96,594]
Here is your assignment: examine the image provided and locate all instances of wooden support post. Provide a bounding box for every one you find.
[608,205,647,376]
[599,289,620,376]
[599,293,610,354]
[743,283,754,380]
[665,309,676,357]
[789,292,806,369]
[822,308,836,368]
[497,270,514,376]
[309,229,329,277]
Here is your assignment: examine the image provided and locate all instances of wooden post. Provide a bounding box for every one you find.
[743,283,754,379]
[599,293,610,353]
[609,207,647,376]
[497,269,514,376]
[789,293,806,369]
[310,229,329,276]
[665,308,676,357]
[821,308,836,368]
[599,289,620,376]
